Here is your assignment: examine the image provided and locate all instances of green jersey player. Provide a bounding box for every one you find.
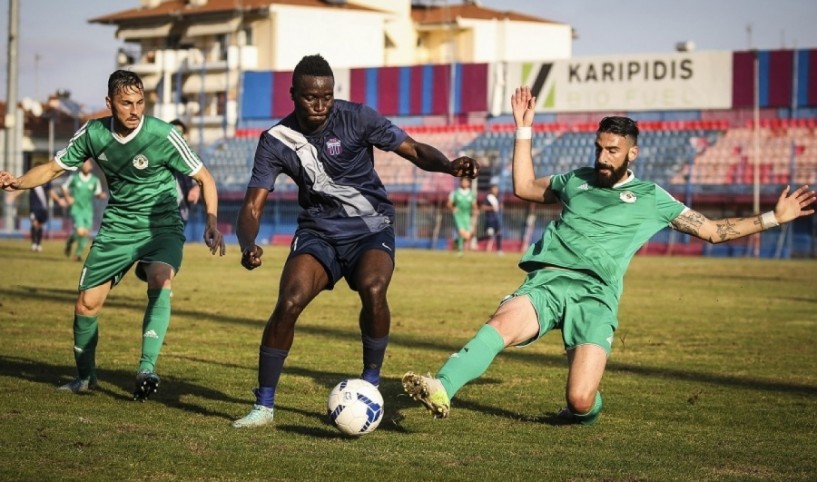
[402,85,816,424]
[62,159,106,261]
[0,70,226,401]
[447,177,478,255]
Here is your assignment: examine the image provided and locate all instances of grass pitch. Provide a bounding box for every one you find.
[0,239,816,481]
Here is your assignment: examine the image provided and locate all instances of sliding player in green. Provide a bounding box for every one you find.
[0,70,226,401]
[402,86,816,424]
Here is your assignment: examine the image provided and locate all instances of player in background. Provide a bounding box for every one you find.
[169,119,201,226]
[481,183,503,254]
[448,177,478,256]
[0,70,226,401]
[22,173,66,252]
[402,86,816,424]
[62,159,106,261]
[232,54,479,428]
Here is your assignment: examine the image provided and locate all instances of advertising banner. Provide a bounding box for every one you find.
[502,51,733,112]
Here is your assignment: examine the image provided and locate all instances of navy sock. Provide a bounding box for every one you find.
[361,334,388,386]
[256,345,288,407]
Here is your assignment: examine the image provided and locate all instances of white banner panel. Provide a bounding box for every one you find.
[501,51,733,113]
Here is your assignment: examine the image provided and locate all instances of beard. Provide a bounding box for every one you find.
[593,159,630,188]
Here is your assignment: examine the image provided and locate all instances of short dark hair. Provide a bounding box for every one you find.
[597,116,639,145]
[292,54,334,86]
[108,70,143,98]
[169,118,187,135]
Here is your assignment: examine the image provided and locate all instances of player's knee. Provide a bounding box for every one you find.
[566,389,598,415]
[146,274,172,289]
[275,296,309,319]
[358,277,388,300]
[141,262,175,289]
[75,297,102,316]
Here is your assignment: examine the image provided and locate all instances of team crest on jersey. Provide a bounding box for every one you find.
[132,154,149,170]
[326,138,342,156]
[620,191,637,203]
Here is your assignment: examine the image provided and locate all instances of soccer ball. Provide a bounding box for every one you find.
[326,378,384,436]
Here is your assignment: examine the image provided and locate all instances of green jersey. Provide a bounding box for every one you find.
[55,116,202,234]
[519,167,686,298]
[450,188,476,217]
[64,172,103,215]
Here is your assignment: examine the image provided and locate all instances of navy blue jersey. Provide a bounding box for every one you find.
[248,99,408,241]
[29,182,53,213]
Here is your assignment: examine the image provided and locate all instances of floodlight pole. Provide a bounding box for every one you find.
[3,0,19,233]
[752,50,761,258]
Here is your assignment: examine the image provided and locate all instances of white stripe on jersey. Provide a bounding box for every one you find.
[168,129,202,172]
[54,121,90,171]
[269,125,378,221]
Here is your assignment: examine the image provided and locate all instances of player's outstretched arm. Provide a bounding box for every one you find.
[393,138,479,179]
[237,187,269,271]
[511,86,556,204]
[191,166,225,256]
[671,184,816,243]
[1,160,65,191]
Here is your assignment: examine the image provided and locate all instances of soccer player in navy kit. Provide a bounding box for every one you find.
[232,54,480,428]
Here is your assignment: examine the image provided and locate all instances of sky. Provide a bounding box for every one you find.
[1,0,816,112]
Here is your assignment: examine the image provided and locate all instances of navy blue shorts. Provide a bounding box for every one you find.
[288,227,395,291]
[30,208,48,224]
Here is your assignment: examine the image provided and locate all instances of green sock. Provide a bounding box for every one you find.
[73,314,99,380]
[437,324,506,398]
[138,288,172,373]
[573,391,603,425]
[455,238,464,252]
[76,236,88,257]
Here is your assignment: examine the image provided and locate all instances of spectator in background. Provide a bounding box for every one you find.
[170,119,201,226]
[63,159,107,261]
[448,177,478,256]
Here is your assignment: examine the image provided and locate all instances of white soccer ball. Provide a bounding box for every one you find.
[327,378,384,436]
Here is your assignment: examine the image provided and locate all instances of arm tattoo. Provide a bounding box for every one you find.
[673,211,761,243]
[672,210,706,237]
[713,218,742,241]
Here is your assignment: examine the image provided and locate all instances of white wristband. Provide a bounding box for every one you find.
[515,127,532,140]
[760,211,779,229]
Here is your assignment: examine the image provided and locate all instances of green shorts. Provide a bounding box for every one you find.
[77,228,184,291]
[509,267,619,355]
[453,213,472,232]
[70,208,94,231]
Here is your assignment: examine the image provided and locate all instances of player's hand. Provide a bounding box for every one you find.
[0,171,20,191]
[511,86,536,128]
[241,244,264,270]
[203,215,226,256]
[450,156,479,179]
[774,184,816,224]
